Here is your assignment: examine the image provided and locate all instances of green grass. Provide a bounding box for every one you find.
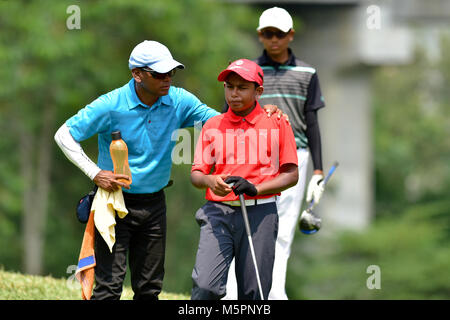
[0,269,190,300]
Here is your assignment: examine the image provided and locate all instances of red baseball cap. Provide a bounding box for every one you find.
[218,59,264,86]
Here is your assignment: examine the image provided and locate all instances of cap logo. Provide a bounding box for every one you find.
[229,65,249,72]
[235,60,244,66]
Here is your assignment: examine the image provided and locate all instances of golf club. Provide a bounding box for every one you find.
[299,162,339,235]
[238,193,265,300]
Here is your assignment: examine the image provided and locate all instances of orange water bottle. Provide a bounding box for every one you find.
[110,131,132,186]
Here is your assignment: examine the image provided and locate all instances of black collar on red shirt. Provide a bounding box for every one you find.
[256,48,296,67]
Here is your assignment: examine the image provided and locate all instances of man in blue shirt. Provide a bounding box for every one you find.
[55,40,282,300]
[64,41,219,194]
[56,40,219,300]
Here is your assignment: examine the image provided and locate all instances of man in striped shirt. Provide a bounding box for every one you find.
[224,7,327,300]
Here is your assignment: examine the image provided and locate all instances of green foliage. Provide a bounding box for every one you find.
[0,0,258,293]
[287,199,450,299]
[2,0,448,300]
[373,41,450,215]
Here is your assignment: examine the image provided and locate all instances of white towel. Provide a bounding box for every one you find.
[92,188,128,253]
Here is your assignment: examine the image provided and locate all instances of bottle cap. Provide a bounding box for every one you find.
[111,131,122,140]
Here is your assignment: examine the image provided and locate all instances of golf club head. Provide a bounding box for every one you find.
[299,209,322,235]
[299,162,338,235]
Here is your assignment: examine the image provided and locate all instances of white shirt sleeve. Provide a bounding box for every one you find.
[54,123,102,180]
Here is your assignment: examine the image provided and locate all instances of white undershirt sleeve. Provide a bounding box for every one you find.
[54,123,102,180]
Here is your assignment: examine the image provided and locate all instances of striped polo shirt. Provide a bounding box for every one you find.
[255,49,325,148]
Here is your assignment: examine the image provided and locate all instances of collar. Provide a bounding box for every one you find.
[224,101,264,125]
[257,48,296,67]
[125,79,173,110]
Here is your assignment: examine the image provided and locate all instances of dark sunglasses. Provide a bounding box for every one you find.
[140,67,177,79]
[260,29,290,39]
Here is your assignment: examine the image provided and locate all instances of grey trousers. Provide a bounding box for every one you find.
[191,200,278,300]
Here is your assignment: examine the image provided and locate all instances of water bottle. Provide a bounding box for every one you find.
[110,131,132,186]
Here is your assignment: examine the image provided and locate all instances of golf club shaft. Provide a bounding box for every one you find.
[239,194,265,300]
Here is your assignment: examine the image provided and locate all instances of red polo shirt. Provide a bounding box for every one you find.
[191,102,298,202]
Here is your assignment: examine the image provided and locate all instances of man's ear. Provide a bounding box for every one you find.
[131,68,142,83]
[255,85,264,99]
[288,29,295,42]
[257,31,264,43]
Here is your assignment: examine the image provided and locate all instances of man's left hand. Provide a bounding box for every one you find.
[263,104,290,124]
[225,176,258,197]
[306,174,325,204]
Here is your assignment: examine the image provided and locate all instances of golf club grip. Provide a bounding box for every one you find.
[307,162,339,210]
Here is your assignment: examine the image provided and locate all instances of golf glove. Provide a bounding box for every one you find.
[306,174,325,204]
[225,176,258,197]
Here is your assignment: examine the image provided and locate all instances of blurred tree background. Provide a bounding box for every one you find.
[0,0,259,294]
[0,0,449,299]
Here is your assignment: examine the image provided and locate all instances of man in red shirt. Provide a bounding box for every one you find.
[190,59,298,300]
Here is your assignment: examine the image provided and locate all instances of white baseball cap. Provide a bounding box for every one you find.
[257,7,293,33]
[128,40,184,72]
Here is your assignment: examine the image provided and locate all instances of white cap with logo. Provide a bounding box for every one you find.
[128,40,185,72]
[257,7,293,33]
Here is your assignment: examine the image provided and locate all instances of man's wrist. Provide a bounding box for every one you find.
[89,167,103,181]
[204,174,214,189]
[313,170,323,175]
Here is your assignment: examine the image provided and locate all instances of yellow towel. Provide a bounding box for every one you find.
[92,188,128,253]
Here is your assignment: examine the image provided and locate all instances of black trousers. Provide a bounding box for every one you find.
[191,201,278,300]
[91,190,166,300]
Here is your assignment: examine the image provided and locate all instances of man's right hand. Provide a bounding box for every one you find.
[93,170,131,192]
[206,174,232,197]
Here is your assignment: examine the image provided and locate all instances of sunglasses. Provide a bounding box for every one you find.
[140,67,177,79]
[260,29,290,39]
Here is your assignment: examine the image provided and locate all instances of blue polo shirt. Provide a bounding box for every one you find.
[66,78,219,193]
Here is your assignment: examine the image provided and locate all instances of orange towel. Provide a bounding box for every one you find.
[75,210,96,300]
[74,188,128,300]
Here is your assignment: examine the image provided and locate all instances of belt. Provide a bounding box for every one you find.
[122,189,164,200]
[122,180,173,199]
[222,196,276,207]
